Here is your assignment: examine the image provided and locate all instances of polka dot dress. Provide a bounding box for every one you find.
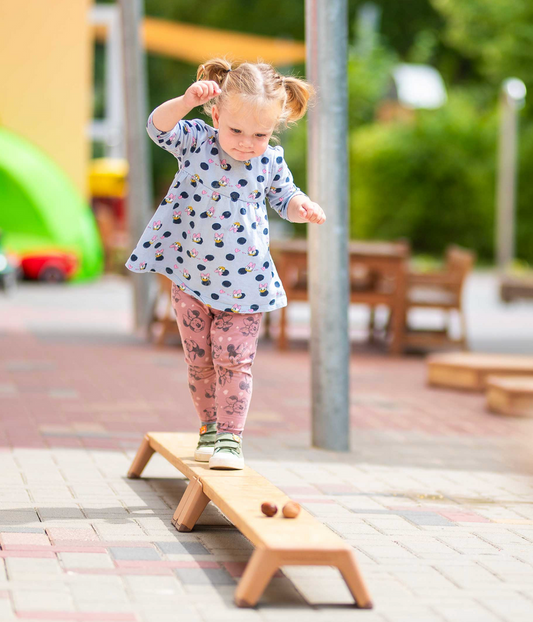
[125,113,305,314]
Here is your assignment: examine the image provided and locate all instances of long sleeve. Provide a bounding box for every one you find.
[146,112,211,164]
[266,145,305,221]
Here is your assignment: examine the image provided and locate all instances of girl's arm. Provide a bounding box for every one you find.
[287,194,326,224]
[152,81,221,132]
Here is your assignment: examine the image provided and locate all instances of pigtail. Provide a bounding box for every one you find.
[283,76,314,123]
[194,57,312,131]
[197,58,233,87]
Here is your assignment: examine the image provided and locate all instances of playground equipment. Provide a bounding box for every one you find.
[427,352,533,391]
[89,158,129,272]
[486,376,533,417]
[128,432,373,609]
[0,128,103,282]
[19,251,79,283]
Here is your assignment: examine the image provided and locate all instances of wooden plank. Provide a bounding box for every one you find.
[427,353,533,391]
[201,476,348,550]
[148,432,256,479]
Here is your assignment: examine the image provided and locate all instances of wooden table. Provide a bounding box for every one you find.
[270,239,409,354]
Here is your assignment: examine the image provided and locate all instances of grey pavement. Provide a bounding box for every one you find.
[0,271,532,622]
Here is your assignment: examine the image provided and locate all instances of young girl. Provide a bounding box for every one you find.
[125,58,325,470]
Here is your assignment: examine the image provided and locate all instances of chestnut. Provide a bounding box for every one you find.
[282,501,301,518]
[261,502,278,517]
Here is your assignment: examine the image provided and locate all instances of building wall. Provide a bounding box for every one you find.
[0,0,93,197]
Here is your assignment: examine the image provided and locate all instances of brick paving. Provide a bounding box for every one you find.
[0,275,533,621]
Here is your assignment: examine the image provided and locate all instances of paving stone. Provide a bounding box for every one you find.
[11,589,75,611]
[58,552,115,569]
[93,522,147,539]
[122,574,185,596]
[155,541,210,555]
[195,532,253,552]
[37,507,86,520]
[0,532,51,547]
[0,510,40,523]
[46,527,99,543]
[69,577,128,603]
[5,558,62,581]
[108,547,161,561]
[173,567,235,586]
[0,598,15,622]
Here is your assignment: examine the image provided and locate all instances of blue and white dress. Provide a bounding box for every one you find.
[125,112,305,314]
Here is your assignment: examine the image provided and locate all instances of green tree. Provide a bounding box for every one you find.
[432,0,533,93]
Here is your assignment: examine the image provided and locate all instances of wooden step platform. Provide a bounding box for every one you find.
[427,352,533,391]
[127,432,372,609]
[487,376,533,417]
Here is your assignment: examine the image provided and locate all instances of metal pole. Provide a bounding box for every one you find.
[305,0,350,451]
[496,78,526,273]
[118,0,155,337]
[106,6,125,158]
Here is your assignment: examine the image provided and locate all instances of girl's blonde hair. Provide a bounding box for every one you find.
[196,58,314,129]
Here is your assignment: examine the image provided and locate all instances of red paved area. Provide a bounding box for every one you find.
[0,332,516,449]
[0,328,524,453]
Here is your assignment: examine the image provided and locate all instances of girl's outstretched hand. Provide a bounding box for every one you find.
[298,199,326,225]
[183,81,221,109]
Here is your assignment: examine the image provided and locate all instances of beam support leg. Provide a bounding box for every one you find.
[171,477,209,532]
[234,549,280,608]
[336,550,373,608]
[127,435,155,479]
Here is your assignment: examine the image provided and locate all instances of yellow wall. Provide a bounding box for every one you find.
[0,0,93,197]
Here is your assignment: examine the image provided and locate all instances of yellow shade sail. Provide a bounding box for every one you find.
[93,17,306,67]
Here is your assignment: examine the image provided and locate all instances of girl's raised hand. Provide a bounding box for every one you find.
[183,81,221,108]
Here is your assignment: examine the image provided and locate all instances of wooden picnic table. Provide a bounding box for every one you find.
[269,238,410,354]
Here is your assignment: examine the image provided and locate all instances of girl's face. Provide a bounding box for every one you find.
[211,96,280,161]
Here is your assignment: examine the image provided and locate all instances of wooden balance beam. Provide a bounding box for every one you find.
[427,352,533,391]
[127,432,373,609]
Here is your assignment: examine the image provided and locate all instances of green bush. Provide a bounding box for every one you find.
[350,93,499,261]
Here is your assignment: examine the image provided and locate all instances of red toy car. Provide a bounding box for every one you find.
[19,251,79,282]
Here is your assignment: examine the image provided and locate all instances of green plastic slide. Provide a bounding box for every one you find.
[0,127,103,281]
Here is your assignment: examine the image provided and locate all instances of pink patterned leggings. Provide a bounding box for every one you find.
[171,284,262,436]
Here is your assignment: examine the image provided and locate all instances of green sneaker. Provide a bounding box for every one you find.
[209,433,244,470]
[194,423,217,462]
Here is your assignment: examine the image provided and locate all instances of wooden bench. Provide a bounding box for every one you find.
[427,352,533,391]
[500,275,533,303]
[404,245,476,351]
[486,376,533,417]
[127,432,372,609]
